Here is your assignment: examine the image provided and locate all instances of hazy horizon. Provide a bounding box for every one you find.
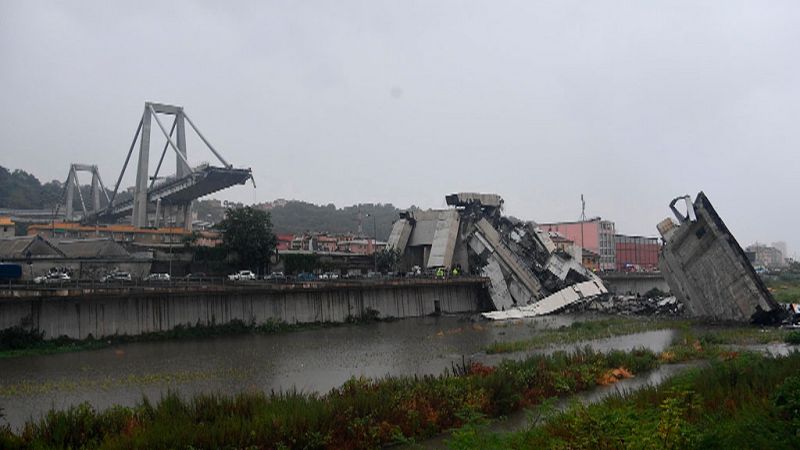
[2,1,798,256]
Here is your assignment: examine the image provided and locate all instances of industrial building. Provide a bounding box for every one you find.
[614,234,660,271]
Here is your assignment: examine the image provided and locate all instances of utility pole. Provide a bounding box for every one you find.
[580,194,586,251]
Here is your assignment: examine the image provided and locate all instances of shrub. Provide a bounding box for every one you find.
[0,327,44,350]
[784,331,800,345]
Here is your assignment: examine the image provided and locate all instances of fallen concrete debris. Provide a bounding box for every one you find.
[563,293,684,317]
[387,192,607,319]
[657,192,783,324]
[482,280,607,320]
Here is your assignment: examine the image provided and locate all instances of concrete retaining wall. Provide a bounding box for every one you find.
[0,280,489,339]
[600,272,670,296]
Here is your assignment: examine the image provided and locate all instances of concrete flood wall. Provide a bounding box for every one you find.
[0,279,490,340]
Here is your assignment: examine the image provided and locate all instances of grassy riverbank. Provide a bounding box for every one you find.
[447,351,800,449]
[0,312,383,359]
[0,347,667,449]
[487,317,798,354]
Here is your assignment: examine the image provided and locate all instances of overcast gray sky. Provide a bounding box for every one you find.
[1,1,798,255]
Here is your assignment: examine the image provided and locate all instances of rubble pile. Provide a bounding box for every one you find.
[387,193,607,319]
[564,292,684,317]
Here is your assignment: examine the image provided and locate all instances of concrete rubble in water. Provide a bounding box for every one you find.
[387,193,607,319]
[657,192,783,324]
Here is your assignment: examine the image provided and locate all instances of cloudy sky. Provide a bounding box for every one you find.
[1,1,798,255]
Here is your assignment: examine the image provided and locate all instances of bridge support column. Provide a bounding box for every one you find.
[176,109,190,178]
[183,202,193,231]
[91,172,100,213]
[65,171,75,221]
[132,106,151,228]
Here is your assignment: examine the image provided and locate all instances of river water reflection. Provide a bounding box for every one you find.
[0,314,675,429]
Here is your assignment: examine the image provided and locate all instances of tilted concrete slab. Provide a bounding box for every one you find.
[658,192,782,323]
[473,218,544,298]
[480,257,515,311]
[386,218,413,253]
[482,279,607,320]
[427,210,460,268]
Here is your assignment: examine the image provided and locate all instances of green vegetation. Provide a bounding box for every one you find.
[375,247,401,273]
[217,206,277,272]
[197,198,402,240]
[0,347,662,449]
[283,253,321,274]
[764,271,800,303]
[487,318,800,355]
[0,166,64,209]
[785,331,800,345]
[446,352,800,449]
[486,318,690,354]
[693,326,795,346]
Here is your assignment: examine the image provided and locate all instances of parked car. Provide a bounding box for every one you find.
[145,273,171,282]
[295,272,317,281]
[264,272,286,282]
[101,271,132,282]
[184,272,207,281]
[319,272,339,280]
[46,272,71,284]
[228,270,256,281]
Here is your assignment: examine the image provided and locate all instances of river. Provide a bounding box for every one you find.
[0,314,676,430]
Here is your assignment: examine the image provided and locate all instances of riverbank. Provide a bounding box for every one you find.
[486,316,800,354]
[0,344,690,449]
[3,314,797,447]
[0,323,736,449]
[447,351,800,449]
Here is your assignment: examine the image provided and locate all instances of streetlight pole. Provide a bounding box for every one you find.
[368,213,378,273]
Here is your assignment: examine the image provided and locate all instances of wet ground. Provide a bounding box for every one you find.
[0,314,676,430]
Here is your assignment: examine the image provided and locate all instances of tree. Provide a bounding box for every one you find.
[375,248,401,273]
[218,206,277,273]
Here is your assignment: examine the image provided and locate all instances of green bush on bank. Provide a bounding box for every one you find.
[447,352,800,449]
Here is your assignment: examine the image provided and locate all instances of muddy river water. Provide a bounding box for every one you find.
[0,314,677,430]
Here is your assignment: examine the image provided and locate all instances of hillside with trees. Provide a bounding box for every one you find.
[0,166,63,209]
[196,199,405,240]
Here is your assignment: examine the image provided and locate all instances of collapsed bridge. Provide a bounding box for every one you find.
[387,193,607,318]
[61,102,252,230]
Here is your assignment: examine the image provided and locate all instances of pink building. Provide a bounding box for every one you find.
[539,218,616,271]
